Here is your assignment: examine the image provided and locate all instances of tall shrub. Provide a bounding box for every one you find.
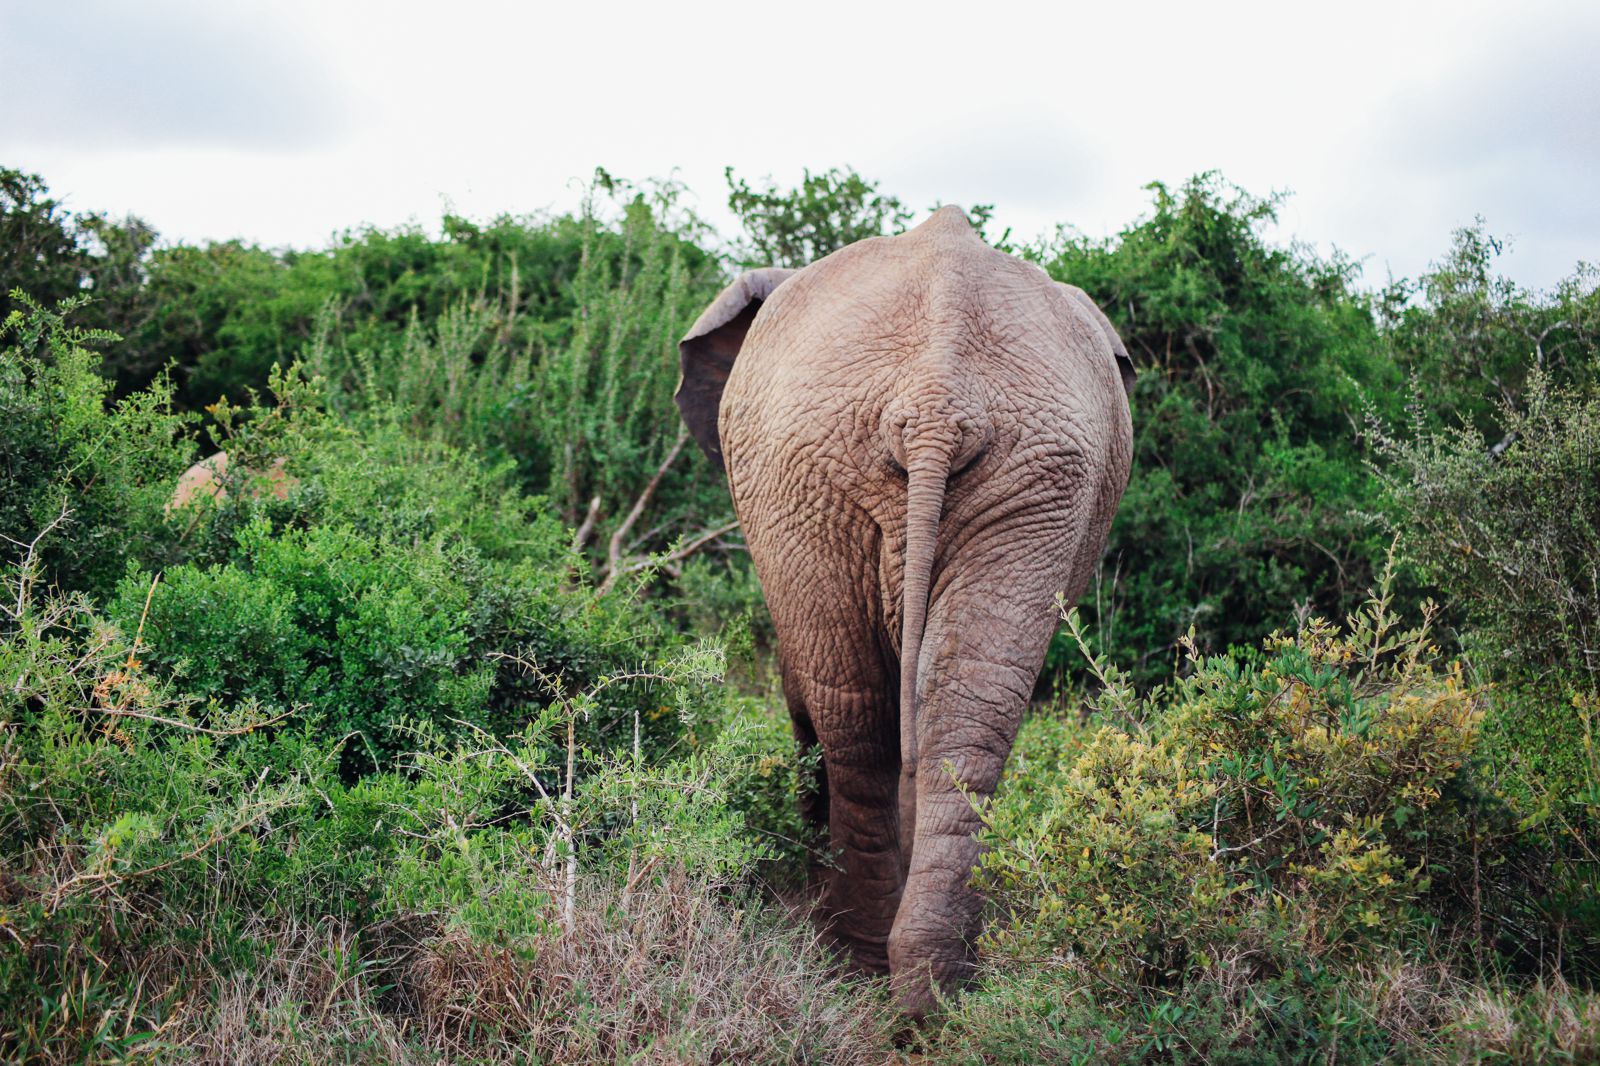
[1031,175,1402,682]
[0,294,192,599]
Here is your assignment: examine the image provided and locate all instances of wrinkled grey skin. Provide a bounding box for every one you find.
[676,207,1133,1019]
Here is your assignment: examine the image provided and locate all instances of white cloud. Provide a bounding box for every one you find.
[1,0,1594,289]
[0,0,354,149]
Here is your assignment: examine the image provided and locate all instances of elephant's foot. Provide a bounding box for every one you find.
[889,966,942,1025]
[887,951,972,1023]
[844,937,892,975]
[797,867,895,974]
[813,774,905,977]
[888,916,977,1023]
[817,905,893,974]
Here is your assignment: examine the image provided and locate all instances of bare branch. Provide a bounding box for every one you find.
[605,427,689,579]
[47,787,293,911]
[1209,795,1288,862]
[602,519,742,591]
[82,705,295,737]
[2,498,71,620]
[571,495,602,552]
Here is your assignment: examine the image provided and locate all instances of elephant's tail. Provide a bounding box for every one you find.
[899,439,951,788]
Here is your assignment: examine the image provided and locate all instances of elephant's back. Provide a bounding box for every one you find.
[720,209,1126,488]
[718,209,1133,670]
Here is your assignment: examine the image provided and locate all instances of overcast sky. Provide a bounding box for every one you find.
[3,0,1596,291]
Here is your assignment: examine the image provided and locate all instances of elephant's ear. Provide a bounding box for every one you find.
[1059,283,1136,399]
[676,267,797,470]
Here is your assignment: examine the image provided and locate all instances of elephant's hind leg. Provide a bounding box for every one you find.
[784,675,829,834]
[888,615,1042,1019]
[798,678,904,974]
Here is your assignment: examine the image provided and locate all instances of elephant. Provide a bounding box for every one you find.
[675,206,1133,1019]
[168,451,295,512]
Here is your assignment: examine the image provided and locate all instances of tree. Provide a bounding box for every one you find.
[1382,221,1600,438]
[0,167,165,395]
[1031,174,1403,682]
[0,168,86,319]
[725,166,914,268]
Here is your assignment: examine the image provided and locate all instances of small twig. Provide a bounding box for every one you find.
[2,499,71,620]
[130,571,159,656]
[601,519,742,591]
[82,705,294,737]
[603,427,688,580]
[624,854,663,897]
[632,703,641,826]
[564,708,577,935]
[48,793,289,910]
[662,520,741,564]
[1210,809,1287,862]
[571,495,602,552]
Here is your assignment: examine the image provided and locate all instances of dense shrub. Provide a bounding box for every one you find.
[299,179,740,593]
[0,170,83,316]
[983,583,1481,967]
[928,573,1599,1062]
[0,281,864,1059]
[133,373,740,786]
[726,166,916,268]
[1031,175,1406,683]
[1371,349,1600,991]
[0,295,193,599]
[0,494,844,1064]
[1374,372,1599,697]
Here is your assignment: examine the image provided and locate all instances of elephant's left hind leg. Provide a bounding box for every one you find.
[785,677,829,834]
[889,638,1037,1019]
[805,683,904,974]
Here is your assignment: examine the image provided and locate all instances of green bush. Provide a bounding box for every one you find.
[122,202,603,409]
[931,574,1555,1062]
[1031,175,1405,684]
[133,368,724,778]
[0,294,193,600]
[1372,369,1600,989]
[0,506,851,1063]
[982,584,1480,972]
[1374,371,1599,696]
[301,177,739,589]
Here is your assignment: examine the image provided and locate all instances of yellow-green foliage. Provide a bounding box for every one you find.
[979,581,1481,991]
[932,576,1527,1062]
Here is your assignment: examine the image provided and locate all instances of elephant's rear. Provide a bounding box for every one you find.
[718,207,1132,591]
[675,207,1133,1021]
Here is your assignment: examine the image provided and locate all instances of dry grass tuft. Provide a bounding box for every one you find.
[175,869,899,1065]
[180,917,420,1065]
[1444,975,1600,1063]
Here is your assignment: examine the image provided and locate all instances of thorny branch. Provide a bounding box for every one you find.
[480,653,693,932]
[606,427,688,579]
[592,426,742,593]
[0,498,71,621]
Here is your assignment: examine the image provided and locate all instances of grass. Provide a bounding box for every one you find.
[119,872,899,1065]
